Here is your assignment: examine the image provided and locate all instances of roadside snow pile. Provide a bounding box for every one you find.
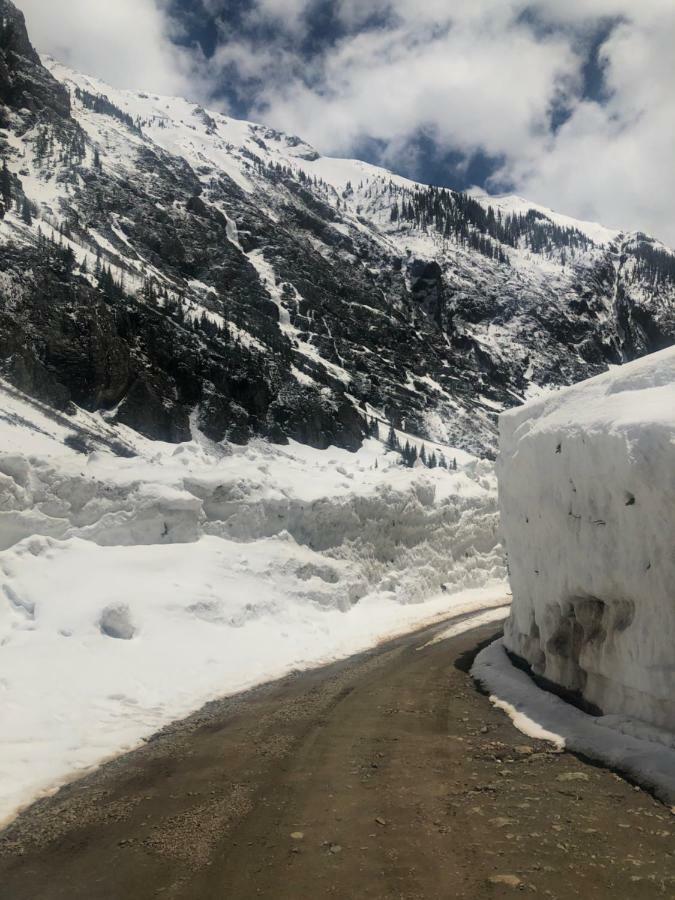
[0,381,506,824]
[472,640,675,806]
[498,346,675,733]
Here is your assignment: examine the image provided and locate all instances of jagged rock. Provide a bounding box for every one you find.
[0,0,70,122]
[556,772,590,783]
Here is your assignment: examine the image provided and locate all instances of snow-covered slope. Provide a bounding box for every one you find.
[0,0,673,459]
[499,346,675,732]
[467,188,620,246]
[0,378,506,824]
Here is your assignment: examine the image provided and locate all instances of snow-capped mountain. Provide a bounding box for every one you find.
[1,0,674,455]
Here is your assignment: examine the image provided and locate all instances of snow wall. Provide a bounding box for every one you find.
[0,380,507,823]
[499,346,675,733]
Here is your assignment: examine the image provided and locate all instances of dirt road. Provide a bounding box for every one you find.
[1,614,673,899]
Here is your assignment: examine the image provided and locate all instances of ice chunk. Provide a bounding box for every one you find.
[99,604,136,640]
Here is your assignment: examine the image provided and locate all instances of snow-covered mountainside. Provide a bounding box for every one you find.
[500,346,675,733]
[0,376,506,823]
[0,0,674,456]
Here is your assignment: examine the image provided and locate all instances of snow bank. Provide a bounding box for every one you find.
[499,346,675,733]
[473,640,675,805]
[0,382,506,824]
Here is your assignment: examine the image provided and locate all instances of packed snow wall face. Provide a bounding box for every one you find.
[499,347,675,733]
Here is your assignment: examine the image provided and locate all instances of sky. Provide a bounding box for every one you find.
[14,0,675,245]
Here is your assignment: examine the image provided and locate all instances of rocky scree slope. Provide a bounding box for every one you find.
[0,0,674,455]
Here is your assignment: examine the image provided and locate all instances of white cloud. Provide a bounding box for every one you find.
[235,0,674,243]
[493,8,675,243]
[14,0,203,98]
[12,0,675,243]
[251,21,578,159]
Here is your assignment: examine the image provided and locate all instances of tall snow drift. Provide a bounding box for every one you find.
[499,346,675,732]
[0,380,506,824]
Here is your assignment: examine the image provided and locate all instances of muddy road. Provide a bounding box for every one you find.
[1,613,673,899]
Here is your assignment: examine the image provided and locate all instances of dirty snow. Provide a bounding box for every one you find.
[472,640,675,805]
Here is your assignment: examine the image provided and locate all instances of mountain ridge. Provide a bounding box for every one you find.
[40,56,662,251]
[1,0,674,456]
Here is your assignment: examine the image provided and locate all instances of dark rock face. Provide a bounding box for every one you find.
[0,0,672,455]
[0,7,368,448]
[116,375,191,445]
[0,0,70,122]
[409,260,445,327]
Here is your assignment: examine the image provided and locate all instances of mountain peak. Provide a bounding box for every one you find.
[0,19,673,456]
[0,0,70,123]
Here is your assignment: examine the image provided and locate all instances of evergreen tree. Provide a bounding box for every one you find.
[1,160,12,212]
[408,443,418,467]
[428,451,437,469]
[98,265,119,300]
[61,244,76,278]
[419,444,427,465]
[175,295,185,323]
[21,197,33,226]
[386,425,399,452]
[452,457,458,471]
[142,278,158,306]
[35,128,48,159]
